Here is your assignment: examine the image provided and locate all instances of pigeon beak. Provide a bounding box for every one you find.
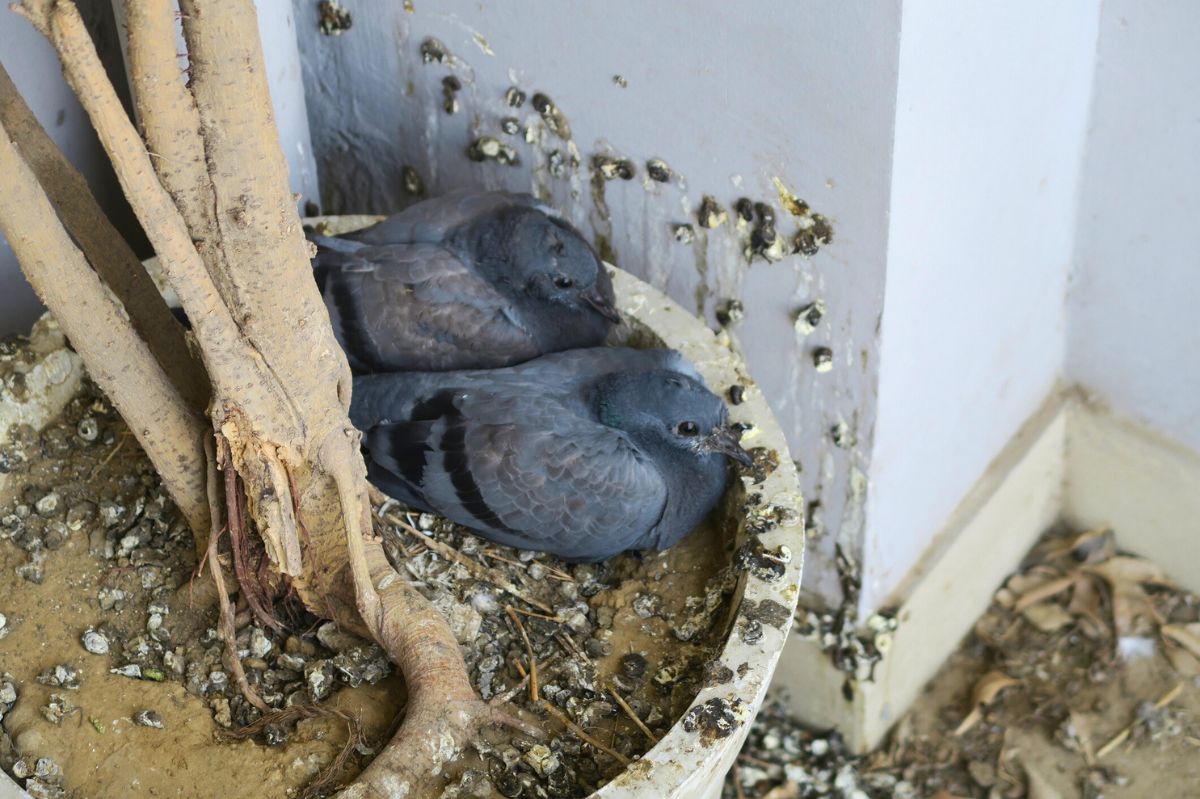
[584,288,622,324]
[708,426,754,466]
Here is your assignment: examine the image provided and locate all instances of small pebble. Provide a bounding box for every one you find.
[81,627,109,655]
[134,709,164,729]
[35,492,60,517]
[76,417,99,442]
[264,724,289,746]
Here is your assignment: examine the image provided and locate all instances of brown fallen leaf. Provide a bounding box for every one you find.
[1013,573,1078,612]
[1039,526,1115,565]
[1068,527,1116,563]
[1067,572,1107,635]
[1163,639,1200,677]
[1007,566,1064,596]
[1062,710,1097,764]
[1111,583,1163,638]
[1086,558,1166,637]
[1162,623,1200,657]
[954,671,1020,735]
[1162,624,1200,675]
[1086,556,1175,588]
[1021,602,1075,633]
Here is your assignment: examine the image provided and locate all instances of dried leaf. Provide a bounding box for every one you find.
[1014,574,1077,612]
[1110,583,1163,638]
[1162,623,1200,658]
[1163,639,1200,677]
[1062,710,1097,763]
[1068,527,1116,564]
[1086,556,1175,589]
[1022,602,1074,633]
[1067,573,1107,633]
[954,671,1019,735]
[1162,625,1200,675]
[1007,566,1063,595]
[994,586,1017,609]
[974,670,1020,705]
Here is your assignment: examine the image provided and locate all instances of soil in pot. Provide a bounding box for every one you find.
[0,330,754,798]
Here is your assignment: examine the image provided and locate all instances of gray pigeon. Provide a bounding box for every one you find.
[311,191,620,372]
[351,347,753,562]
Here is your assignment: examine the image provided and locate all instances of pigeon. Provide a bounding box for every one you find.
[310,190,620,372]
[351,347,753,562]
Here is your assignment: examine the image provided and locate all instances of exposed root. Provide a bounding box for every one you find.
[220,435,285,634]
[217,704,366,799]
[205,435,268,713]
[330,432,545,797]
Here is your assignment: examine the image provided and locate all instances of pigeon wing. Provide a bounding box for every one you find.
[316,242,539,371]
[350,347,697,430]
[364,390,667,561]
[341,190,553,246]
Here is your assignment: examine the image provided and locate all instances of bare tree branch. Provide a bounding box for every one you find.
[0,115,209,534]
[121,0,231,297]
[0,60,210,412]
[14,0,292,427]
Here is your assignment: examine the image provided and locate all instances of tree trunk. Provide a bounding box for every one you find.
[3,2,523,795]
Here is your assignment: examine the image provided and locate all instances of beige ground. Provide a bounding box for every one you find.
[0,373,741,798]
[731,526,1200,799]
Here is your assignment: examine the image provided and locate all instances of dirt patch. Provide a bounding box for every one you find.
[0,333,744,798]
[728,525,1200,798]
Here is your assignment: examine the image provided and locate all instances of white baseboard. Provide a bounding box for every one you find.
[1064,398,1200,593]
[772,390,1200,752]
[773,393,1069,751]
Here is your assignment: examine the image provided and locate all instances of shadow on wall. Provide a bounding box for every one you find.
[291,0,899,608]
[0,1,147,337]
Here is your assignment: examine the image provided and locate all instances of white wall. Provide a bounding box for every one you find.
[1068,0,1200,454]
[0,10,117,335]
[292,0,904,603]
[859,1,1102,612]
[255,0,320,209]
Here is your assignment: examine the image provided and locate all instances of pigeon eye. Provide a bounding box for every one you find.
[675,421,700,436]
[553,275,574,289]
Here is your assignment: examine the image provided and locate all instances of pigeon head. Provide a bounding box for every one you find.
[458,206,620,332]
[592,369,753,467]
[509,209,619,323]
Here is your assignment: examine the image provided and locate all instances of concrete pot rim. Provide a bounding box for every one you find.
[307,215,806,799]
